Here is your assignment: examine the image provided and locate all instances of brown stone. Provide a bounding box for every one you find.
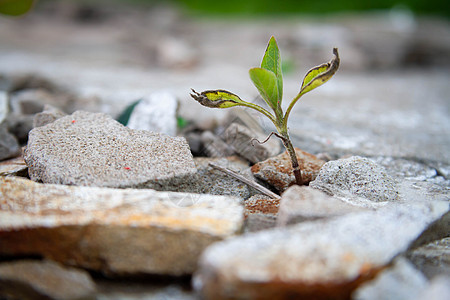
[251,148,325,192]
[0,176,244,276]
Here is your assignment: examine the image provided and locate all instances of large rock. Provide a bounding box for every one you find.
[277,186,368,226]
[126,91,178,136]
[0,176,244,276]
[194,200,448,299]
[251,148,325,192]
[310,156,400,206]
[0,259,96,300]
[24,110,197,191]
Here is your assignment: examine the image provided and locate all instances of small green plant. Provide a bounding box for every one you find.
[191,36,339,186]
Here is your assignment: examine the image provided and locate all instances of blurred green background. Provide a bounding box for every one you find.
[173,0,449,17]
[1,0,449,17]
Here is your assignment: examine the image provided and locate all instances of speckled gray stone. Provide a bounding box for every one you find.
[310,156,399,205]
[24,110,197,191]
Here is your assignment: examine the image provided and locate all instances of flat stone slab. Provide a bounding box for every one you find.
[24,110,197,191]
[0,176,244,276]
[194,200,448,299]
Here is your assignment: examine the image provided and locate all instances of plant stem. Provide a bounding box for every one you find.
[279,132,303,186]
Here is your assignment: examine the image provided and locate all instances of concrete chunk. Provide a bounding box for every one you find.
[24,110,197,191]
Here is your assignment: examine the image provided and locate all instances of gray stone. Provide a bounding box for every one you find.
[0,176,244,276]
[33,104,67,128]
[352,257,428,300]
[200,131,235,157]
[24,110,197,191]
[244,214,277,233]
[0,90,7,124]
[407,237,450,279]
[194,200,448,299]
[251,148,325,192]
[0,259,96,300]
[9,88,71,115]
[5,113,35,144]
[310,156,400,206]
[278,186,368,226]
[127,91,178,136]
[0,124,20,161]
[194,156,252,200]
[223,123,280,164]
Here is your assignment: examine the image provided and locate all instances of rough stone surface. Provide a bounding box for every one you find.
[278,186,368,226]
[0,176,244,276]
[194,200,448,299]
[0,259,96,300]
[200,131,235,157]
[0,155,27,177]
[193,156,253,200]
[243,194,279,233]
[251,148,325,192]
[33,104,67,128]
[24,110,197,191]
[352,257,428,300]
[223,123,280,164]
[407,237,450,279]
[126,91,178,136]
[310,156,400,205]
[244,194,279,217]
[0,124,20,161]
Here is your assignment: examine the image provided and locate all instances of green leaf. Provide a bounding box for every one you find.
[261,36,283,103]
[117,99,141,125]
[190,89,245,108]
[0,0,34,16]
[249,67,279,111]
[299,48,340,97]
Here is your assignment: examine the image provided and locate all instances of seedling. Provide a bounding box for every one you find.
[191,36,339,186]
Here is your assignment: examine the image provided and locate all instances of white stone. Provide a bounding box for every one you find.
[127,91,178,136]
